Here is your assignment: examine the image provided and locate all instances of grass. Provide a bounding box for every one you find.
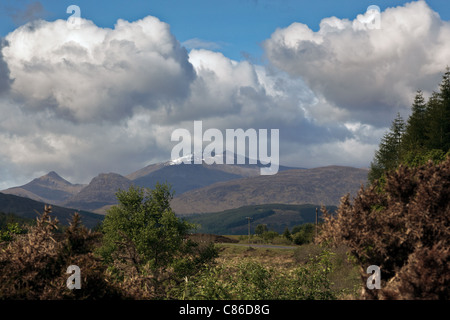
[222,234,299,245]
[217,243,297,269]
[215,242,361,298]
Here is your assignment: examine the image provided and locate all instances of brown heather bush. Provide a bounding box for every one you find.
[0,206,123,299]
[318,157,450,300]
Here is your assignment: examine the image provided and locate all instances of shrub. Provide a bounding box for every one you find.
[318,157,450,299]
[261,230,278,242]
[292,223,315,245]
[0,222,25,243]
[0,206,122,299]
[255,224,268,236]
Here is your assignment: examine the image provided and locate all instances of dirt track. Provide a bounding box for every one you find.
[223,243,297,250]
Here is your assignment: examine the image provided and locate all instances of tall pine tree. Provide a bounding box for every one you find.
[369,113,405,183]
[402,90,427,153]
[424,91,443,150]
[425,67,450,151]
[439,66,450,150]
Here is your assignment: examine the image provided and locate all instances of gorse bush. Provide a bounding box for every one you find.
[350,68,450,299]
[0,206,63,299]
[318,157,450,299]
[0,206,122,299]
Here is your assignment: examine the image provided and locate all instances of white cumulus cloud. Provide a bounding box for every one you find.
[2,16,195,122]
[263,0,450,126]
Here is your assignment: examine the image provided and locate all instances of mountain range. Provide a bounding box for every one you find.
[170,165,368,214]
[1,171,85,205]
[1,155,368,228]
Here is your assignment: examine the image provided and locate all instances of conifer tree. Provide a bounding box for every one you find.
[426,92,445,150]
[425,67,450,151]
[439,66,450,150]
[369,67,450,183]
[401,90,428,153]
[369,113,405,183]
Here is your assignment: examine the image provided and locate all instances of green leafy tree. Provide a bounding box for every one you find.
[254,224,268,236]
[292,223,315,245]
[282,227,292,241]
[262,230,278,243]
[98,183,217,298]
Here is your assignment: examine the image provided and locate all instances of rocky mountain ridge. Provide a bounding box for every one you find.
[2,160,367,215]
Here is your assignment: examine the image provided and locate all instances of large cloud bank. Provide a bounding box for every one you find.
[3,16,195,122]
[0,0,449,187]
[263,0,450,125]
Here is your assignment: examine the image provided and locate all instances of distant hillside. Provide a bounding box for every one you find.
[0,211,34,229]
[0,192,103,228]
[63,173,133,212]
[132,163,243,195]
[171,165,368,214]
[182,203,337,235]
[3,155,299,214]
[1,171,85,205]
[127,153,297,195]
[2,161,364,217]
[125,162,166,181]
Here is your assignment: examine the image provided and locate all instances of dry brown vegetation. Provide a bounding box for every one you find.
[318,157,450,299]
[0,205,123,299]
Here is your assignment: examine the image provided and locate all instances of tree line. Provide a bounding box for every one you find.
[252,223,315,245]
[318,67,450,299]
[369,67,450,183]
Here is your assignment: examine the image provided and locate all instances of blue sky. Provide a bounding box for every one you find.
[0,0,449,187]
[1,0,449,61]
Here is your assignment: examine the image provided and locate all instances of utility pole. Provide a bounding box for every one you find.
[315,207,318,242]
[246,217,253,247]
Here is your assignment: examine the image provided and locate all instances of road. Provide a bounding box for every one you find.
[221,243,297,250]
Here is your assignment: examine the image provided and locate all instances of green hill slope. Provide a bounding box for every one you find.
[0,192,104,229]
[181,203,337,235]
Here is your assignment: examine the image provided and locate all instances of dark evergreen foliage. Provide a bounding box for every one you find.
[369,67,450,183]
